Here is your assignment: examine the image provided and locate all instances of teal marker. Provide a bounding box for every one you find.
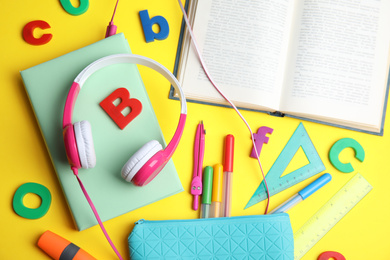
[201,166,213,218]
[270,173,332,214]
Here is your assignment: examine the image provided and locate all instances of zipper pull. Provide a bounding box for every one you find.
[135,219,145,225]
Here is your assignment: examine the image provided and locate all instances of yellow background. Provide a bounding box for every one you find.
[1,0,389,259]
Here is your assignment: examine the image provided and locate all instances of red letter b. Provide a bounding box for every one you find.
[100,88,142,130]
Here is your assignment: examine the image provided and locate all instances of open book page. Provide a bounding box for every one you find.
[177,0,295,111]
[280,0,390,131]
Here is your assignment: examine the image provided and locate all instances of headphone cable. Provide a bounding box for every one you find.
[72,167,124,260]
[106,0,120,37]
[176,0,271,214]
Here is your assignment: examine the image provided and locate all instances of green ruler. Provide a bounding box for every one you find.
[293,173,372,260]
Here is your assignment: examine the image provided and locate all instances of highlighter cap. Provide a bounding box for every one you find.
[37,230,96,260]
[38,230,70,259]
[202,166,213,204]
[223,135,234,172]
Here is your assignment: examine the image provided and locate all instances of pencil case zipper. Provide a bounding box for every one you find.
[134,213,287,226]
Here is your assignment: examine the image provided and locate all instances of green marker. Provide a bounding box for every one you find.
[201,166,213,218]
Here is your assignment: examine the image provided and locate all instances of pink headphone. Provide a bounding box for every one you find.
[62,54,187,186]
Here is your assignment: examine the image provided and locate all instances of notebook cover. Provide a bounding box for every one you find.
[128,214,294,259]
[21,33,184,231]
[170,1,389,136]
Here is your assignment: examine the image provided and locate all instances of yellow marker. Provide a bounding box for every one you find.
[211,164,223,217]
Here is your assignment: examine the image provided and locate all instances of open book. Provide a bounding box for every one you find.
[171,0,390,135]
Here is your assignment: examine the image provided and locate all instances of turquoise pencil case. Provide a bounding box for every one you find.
[128,214,294,259]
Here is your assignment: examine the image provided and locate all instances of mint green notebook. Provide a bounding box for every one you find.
[21,33,183,231]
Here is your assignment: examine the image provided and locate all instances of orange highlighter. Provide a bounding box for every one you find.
[38,230,96,260]
[222,134,234,217]
[211,163,224,217]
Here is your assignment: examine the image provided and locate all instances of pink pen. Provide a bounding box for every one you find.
[222,134,234,217]
[191,121,205,210]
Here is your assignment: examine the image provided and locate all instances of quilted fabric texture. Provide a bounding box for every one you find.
[128,214,294,259]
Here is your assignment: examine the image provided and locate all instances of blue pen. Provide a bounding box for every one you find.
[270,173,332,214]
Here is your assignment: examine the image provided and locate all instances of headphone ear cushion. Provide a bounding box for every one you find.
[121,140,163,182]
[74,120,96,169]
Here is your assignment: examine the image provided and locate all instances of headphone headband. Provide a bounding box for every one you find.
[63,53,187,163]
[76,54,186,106]
[64,53,186,127]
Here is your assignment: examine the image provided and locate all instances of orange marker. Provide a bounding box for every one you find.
[37,231,96,260]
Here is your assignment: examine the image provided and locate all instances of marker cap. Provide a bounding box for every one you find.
[37,230,96,260]
[212,164,223,202]
[202,166,213,204]
[299,173,332,200]
[223,135,234,172]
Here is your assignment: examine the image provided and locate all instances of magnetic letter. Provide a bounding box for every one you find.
[329,138,365,173]
[139,10,169,43]
[318,251,346,260]
[23,20,52,45]
[60,0,89,16]
[100,88,142,130]
[13,183,51,219]
[250,126,273,158]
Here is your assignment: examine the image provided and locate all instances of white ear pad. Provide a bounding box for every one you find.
[121,140,163,182]
[74,120,96,169]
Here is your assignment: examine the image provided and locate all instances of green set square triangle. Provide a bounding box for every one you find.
[245,123,325,209]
